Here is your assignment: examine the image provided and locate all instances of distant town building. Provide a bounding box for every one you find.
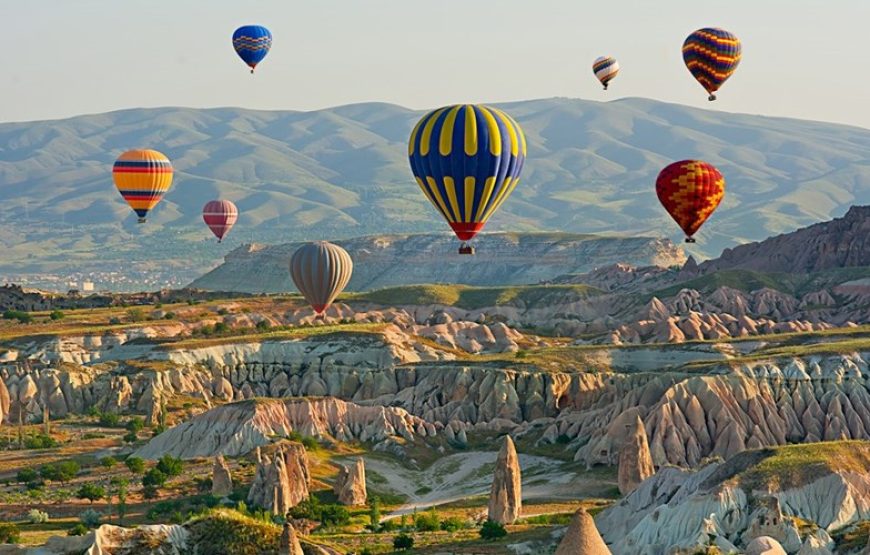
[82,281,95,292]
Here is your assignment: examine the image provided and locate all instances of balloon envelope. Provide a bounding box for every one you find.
[593,56,619,89]
[656,160,725,241]
[232,25,272,72]
[289,241,353,314]
[682,28,741,100]
[408,104,526,243]
[202,200,239,242]
[112,149,173,223]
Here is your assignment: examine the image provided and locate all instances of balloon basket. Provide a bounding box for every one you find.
[458,243,475,255]
[685,237,696,244]
[137,217,146,224]
[708,94,717,101]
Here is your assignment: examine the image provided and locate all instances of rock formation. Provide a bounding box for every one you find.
[741,497,801,552]
[333,458,367,506]
[487,435,521,525]
[135,397,437,459]
[617,415,654,495]
[279,521,303,555]
[247,442,309,515]
[0,524,188,554]
[745,536,788,555]
[211,455,233,497]
[554,508,611,555]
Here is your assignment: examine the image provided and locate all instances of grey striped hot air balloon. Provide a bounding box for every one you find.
[289,241,353,314]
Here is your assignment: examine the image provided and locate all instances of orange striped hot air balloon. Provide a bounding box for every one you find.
[655,160,725,243]
[112,150,173,223]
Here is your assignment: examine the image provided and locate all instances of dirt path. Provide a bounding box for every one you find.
[342,451,612,518]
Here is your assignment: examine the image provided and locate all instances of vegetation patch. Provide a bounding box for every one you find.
[351,283,602,310]
[185,509,279,555]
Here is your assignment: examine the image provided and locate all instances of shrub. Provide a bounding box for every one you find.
[98,412,121,427]
[213,322,229,334]
[3,310,32,324]
[143,468,168,488]
[414,509,440,532]
[380,519,398,532]
[16,468,38,484]
[216,308,229,316]
[440,516,466,532]
[123,430,139,444]
[126,417,144,433]
[49,310,64,320]
[100,456,117,468]
[300,436,318,451]
[76,483,105,503]
[109,317,121,325]
[0,522,20,543]
[67,523,88,536]
[142,484,159,500]
[393,533,414,551]
[24,433,58,449]
[156,455,183,477]
[124,456,145,474]
[79,508,102,528]
[163,312,176,320]
[555,434,571,444]
[287,496,350,526]
[255,320,271,331]
[126,308,146,322]
[27,509,49,524]
[479,519,507,540]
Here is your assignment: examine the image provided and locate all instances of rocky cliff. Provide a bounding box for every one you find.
[134,397,436,459]
[698,205,870,275]
[189,233,686,293]
[596,442,866,554]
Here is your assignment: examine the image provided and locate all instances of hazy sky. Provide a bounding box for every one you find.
[3,0,869,127]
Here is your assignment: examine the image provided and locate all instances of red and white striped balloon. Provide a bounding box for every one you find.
[202,200,239,242]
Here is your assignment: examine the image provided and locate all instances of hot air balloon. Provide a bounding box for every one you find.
[408,104,526,255]
[112,150,173,223]
[202,200,238,243]
[289,241,353,314]
[682,28,741,101]
[656,160,725,243]
[232,25,272,73]
[593,56,619,90]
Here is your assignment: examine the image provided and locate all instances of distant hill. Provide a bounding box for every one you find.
[188,232,685,293]
[3,97,870,279]
[697,204,870,274]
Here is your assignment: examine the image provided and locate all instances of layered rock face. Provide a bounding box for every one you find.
[617,415,655,496]
[247,442,310,515]
[596,445,863,555]
[135,397,435,459]
[190,233,686,293]
[487,435,522,525]
[746,536,788,555]
[699,205,870,274]
[0,524,188,554]
[554,508,611,555]
[334,458,367,506]
[211,455,233,497]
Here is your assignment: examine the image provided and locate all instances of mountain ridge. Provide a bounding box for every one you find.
[3,96,870,282]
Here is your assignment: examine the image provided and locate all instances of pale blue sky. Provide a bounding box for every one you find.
[2,0,868,127]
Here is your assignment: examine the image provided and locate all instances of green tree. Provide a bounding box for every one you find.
[124,456,145,474]
[123,430,139,444]
[0,523,20,544]
[76,483,106,504]
[100,456,117,469]
[40,460,80,485]
[49,310,65,320]
[126,308,146,322]
[479,520,507,540]
[440,516,465,532]
[98,412,121,427]
[415,508,440,532]
[393,533,414,551]
[126,417,144,433]
[143,468,167,487]
[142,484,159,501]
[16,468,38,484]
[111,477,129,524]
[368,496,381,532]
[156,455,183,477]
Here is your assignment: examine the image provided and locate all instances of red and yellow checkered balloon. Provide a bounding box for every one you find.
[656,160,725,242]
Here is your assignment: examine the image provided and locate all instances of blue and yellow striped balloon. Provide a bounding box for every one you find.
[232,25,272,73]
[682,28,741,101]
[408,105,526,246]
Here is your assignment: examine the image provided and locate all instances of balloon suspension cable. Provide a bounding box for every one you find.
[685,237,697,244]
[708,94,717,101]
